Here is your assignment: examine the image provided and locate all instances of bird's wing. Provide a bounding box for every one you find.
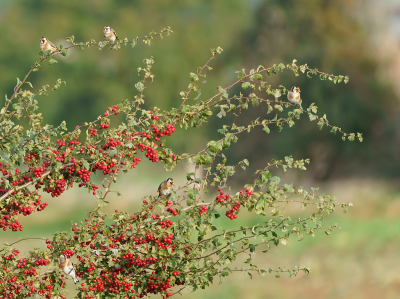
[67,266,75,275]
[112,29,119,40]
[66,259,73,267]
[48,40,58,50]
[157,182,162,192]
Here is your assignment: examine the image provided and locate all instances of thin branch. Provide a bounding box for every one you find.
[170,286,187,298]
[173,53,216,120]
[0,238,45,253]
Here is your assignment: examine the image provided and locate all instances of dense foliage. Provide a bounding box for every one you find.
[0,27,360,298]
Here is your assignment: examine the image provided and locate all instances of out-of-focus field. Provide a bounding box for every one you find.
[3,167,400,299]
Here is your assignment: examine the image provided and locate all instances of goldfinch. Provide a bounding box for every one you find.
[103,26,118,43]
[287,86,301,104]
[158,178,174,197]
[40,37,58,54]
[59,254,79,284]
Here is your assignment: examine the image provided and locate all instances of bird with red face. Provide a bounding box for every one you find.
[287,86,301,104]
[158,178,174,197]
[40,37,58,54]
[103,26,118,43]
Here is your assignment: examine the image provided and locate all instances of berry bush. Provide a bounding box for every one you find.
[0,27,360,298]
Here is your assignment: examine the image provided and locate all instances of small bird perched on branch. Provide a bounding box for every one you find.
[103,26,118,43]
[287,86,301,104]
[40,37,58,54]
[158,178,174,197]
[59,254,79,284]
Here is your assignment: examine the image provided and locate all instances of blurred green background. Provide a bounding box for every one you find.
[2,0,400,298]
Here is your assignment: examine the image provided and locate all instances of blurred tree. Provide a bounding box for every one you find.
[229,0,398,179]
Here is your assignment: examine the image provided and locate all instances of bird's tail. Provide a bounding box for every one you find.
[73,277,79,284]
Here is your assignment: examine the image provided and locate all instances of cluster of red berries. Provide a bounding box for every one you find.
[92,184,99,195]
[215,188,243,220]
[215,188,230,203]
[136,142,159,163]
[149,110,159,120]
[32,166,46,177]
[45,238,52,249]
[145,276,172,295]
[225,202,241,220]
[62,248,75,258]
[99,123,110,129]
[24,153,39,163]
[151,123,175,141]
[162,149,177,161]
[56,139,66,147]
[92,159,118,175]
[35,258,50,266]
[37,201,49,212]
[15,258,28,269]
[2,253,16,262]
[198,205,208,215]
[105,105,119,116]
[157,220,173,229]
[139,131,152,139]
[20,205,34,216]
[24,268,37,276]
[89,128,97,136]
[166,207,177,216]
[77,168,92,184]
[0,216,23,231]
[240,188,253,197]
[68,137,81,146]
[44,177,66,197]
[130,157,141,169]
[102,137,122,150]
[3,196,44,217]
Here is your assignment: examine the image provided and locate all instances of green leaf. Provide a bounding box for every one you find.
[236,69,245,79]
[271,208,279,216]
[260,170,270,183]
[82,160,90,170]
[273,89,281,98]
[249,244,256,253]
[274,104,283,112]
[217,108,226,118]
[189,72,199,82]
[49,58,58,65]
[309,103,318,114]
[207,141,222,153]
[256,198,266,210]
[61,48,67,57]
[66,35,75,43]
[135,82,145,92]
[309,114,317,121]
[241,82,251,89]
